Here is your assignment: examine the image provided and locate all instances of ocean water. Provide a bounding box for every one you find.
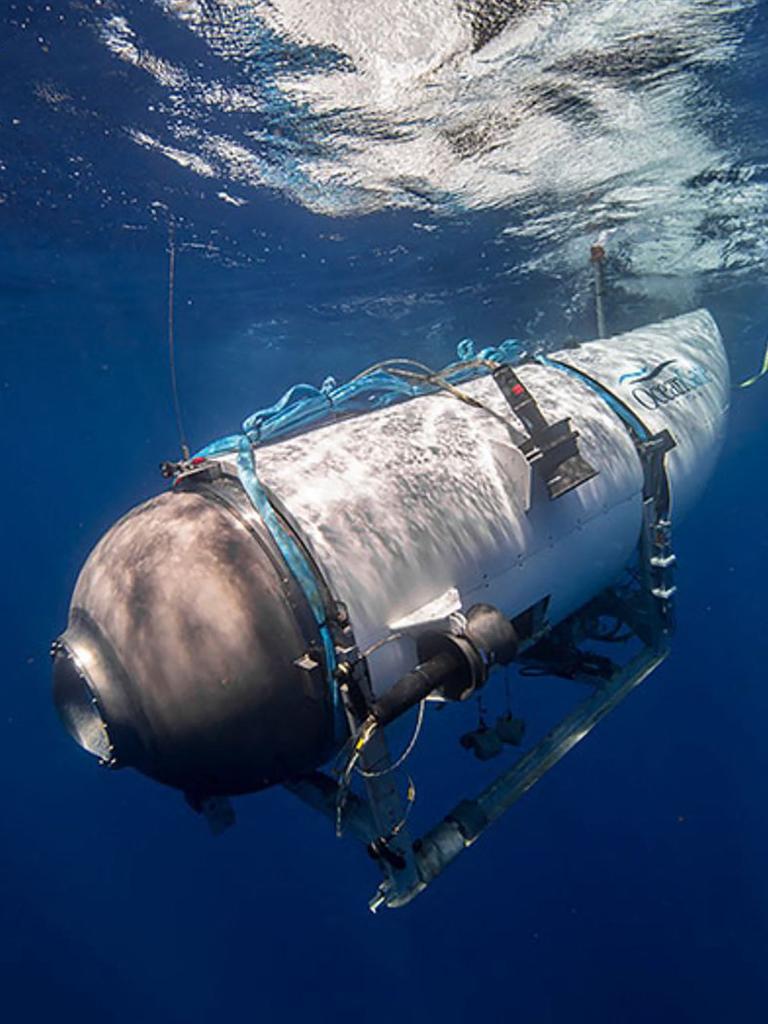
[3,2,768,1021]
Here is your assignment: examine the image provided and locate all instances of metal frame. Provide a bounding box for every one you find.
[286,429,676,911]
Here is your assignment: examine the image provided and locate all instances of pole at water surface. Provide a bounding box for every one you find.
[590,242,607,339]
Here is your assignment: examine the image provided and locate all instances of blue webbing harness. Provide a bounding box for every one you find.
[198,338,527,737]
[205,344,663,745]
[235,438,341,715]
[211,341,653,737]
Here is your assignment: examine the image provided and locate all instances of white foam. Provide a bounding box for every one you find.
[104,1,761,286]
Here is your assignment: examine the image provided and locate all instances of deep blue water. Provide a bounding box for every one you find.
[3,2,768,1021]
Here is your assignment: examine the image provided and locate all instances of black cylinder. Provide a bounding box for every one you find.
[464,604,518,666]
[370,650,465,726]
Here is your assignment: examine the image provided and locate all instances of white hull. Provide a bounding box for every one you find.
[238,309,728,696]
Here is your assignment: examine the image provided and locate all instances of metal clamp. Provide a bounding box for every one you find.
[492,364,598,500]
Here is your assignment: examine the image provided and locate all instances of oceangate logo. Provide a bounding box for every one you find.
[618,358,712,411]
[618,360,677,385]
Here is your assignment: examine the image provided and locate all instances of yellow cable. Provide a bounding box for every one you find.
[739,338,768,388]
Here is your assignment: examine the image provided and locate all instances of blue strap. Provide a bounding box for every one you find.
[196,340,527,460]
[536,355,651,442]
[236,437,342,726]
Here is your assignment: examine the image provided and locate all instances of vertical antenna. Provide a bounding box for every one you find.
[167,215,190,460]
[590,241,607,339]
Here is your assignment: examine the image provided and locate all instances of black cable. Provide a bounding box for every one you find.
[167,216,190,460]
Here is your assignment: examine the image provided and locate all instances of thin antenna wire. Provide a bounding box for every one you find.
[590,241,607,339]
[167,216,190,460]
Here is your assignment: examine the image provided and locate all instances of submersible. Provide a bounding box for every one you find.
[52,309,729,909]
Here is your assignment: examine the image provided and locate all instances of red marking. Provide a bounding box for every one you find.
[512,383,525,396]
[192,457,206,465]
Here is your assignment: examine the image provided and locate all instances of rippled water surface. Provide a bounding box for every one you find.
[4,1,768,339]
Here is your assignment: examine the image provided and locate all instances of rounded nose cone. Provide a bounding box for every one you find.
[52,646,115,764]
[54,488,337,796]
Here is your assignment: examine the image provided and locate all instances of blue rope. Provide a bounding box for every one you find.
[197,338,525,460]
[197,337,527,741]
[235,437,343,733]
[536,355,651,442]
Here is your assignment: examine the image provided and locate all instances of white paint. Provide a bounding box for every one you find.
[388,586,463,632]
[246,310,728,696]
